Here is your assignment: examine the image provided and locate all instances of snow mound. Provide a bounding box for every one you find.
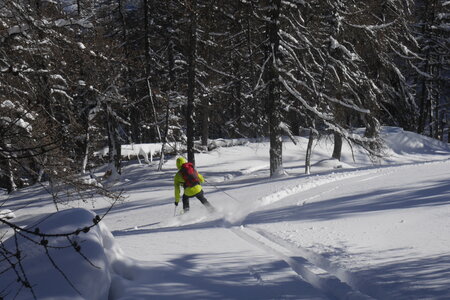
[382,126,450,155]
[0,208,124,300]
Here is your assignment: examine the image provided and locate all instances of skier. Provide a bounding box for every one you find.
[174,157,214,213]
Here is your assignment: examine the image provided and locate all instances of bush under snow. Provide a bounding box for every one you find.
[0,208,124,300]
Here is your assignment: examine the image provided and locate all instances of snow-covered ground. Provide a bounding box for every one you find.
[1,127,450,300]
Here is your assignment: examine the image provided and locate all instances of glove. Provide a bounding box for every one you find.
[174,201,178,206]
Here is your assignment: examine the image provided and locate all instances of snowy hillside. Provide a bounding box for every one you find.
[1,127,450,300]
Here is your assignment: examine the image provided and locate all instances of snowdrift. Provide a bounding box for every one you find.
[0,208,123,300]
[382,126,450,157]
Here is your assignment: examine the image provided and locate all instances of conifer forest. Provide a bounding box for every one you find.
[1,0,449,192]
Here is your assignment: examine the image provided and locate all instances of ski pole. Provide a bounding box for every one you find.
[173,205,177,217]
[204,179,240,202]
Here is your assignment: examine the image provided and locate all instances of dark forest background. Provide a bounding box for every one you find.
[1,0,448,191]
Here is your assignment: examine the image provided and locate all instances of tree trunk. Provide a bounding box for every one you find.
[147,79,162,143]
[158,95,171,171]
[81,131,89,174]
[201,97,209,148]
[364,115,381,152]
[144,0,151,74]
[159,33,176,171]
[305,129,315,175]
[332,132,343,161]
[0,141,17,193]
[266,0,283,177]
[37,156,47,182]
[6,158,16,194]
[448,125,450,143]
[77,0,81,15]
[186,0,197,164]
[106,103,122,175]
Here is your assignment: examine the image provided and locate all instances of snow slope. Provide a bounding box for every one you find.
[1,127,450,299]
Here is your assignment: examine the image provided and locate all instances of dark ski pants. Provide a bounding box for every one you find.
[182,190,213,212]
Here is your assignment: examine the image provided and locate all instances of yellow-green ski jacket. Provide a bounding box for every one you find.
[174,157,204,204]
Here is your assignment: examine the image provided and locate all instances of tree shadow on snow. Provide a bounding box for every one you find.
[243,178,450,224]
[109,252,326,300]
[351,253,450,300]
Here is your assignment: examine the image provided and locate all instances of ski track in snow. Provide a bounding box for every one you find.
[245,159,449,214]
[231,226,374,300]
[219,167,391,299]
[153,162,414,298]
[165,159,450,299]
[218,163,400,227]
[132,162,392,300]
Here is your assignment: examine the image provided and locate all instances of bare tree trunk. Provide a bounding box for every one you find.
[106,103,122,175]
[159,33,176,171]
[245,2,260,138]
[49,177,59,211]
[417,74,428,134]
[186,0,197,164]
[158,95,171,171]
[332,132,343,161]
[147,79,162,143]
[37,156,47,182]
[6,158,16,194]
[364,115,381,152]
[417,0,433,135]
[448,124,450,143]
[77,0,81,15]
[266,0,283,177]
[144,0,151,72]
[305,129,315,175]
[81,131,89,174]
[201,97,209,148]
[0,140,17,193]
